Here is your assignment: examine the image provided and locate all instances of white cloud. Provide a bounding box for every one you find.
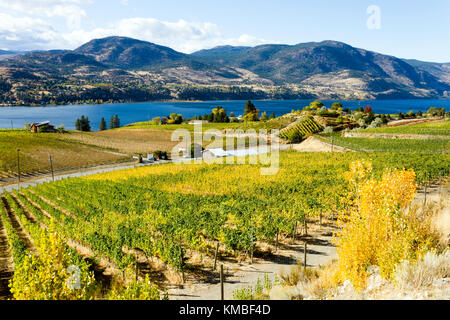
[63,18,270,53]
[0,14,270,53]
[0,13,62,50]
[0,0,89,29]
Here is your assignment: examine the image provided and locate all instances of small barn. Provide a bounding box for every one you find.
[30,121,56,133]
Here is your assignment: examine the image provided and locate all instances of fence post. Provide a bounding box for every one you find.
[304,218,308,236]
[424,183,428,208]
[275,229,279,253]
[319,209,322,228]
[220,264,224,301]
[291,221,297,244]
[213,241,219,271]
[303,242,307,273]
[250,241,254,265]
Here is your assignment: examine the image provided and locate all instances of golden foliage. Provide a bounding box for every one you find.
[334,161,439,289]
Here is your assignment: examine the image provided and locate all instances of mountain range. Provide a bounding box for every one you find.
[0,36,449,104]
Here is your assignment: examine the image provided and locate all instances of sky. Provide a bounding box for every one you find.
[0,0,449,62]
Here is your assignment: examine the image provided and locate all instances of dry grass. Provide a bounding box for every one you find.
[0,130,130,179]
[63,129,178,155]
[394,250,450,290]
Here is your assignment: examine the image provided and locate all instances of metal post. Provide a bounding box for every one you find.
[220,264,224,300]
[49,155,55,181]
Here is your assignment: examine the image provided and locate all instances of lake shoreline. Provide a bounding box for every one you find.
[1,97,449,108]
[1,99,449,131]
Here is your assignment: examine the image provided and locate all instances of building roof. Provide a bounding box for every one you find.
[31,121,51,127]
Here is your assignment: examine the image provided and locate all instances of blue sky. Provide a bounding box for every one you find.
[0,0,449,62]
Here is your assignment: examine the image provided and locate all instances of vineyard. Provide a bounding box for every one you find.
[0,130,129,182]
[0,149,448,299]
[318,134,449,154]
[363,119,450,136]
[279,117,323,142]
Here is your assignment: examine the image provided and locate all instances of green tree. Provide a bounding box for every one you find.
[331,102,343,110]
[244,100,257,115]
[75,118,81,131]
[260,111,268,121]
[309,101,324,110]
[365,112,375,125]
[174,114,183,124]
[110,115,120,129]
[269,112,275,119]
[99,117,107,131]
[427,107,438,116]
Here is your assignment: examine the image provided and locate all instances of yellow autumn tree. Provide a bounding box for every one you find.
[334,161,439,289]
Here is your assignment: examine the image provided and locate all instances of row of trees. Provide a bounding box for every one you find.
[76,115,121,132]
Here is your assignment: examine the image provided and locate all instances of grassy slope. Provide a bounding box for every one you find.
[123,118,294,132]
[0,130,129,177]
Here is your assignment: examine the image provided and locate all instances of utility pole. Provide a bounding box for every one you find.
[16,149,20,183]
[49,155,55,181]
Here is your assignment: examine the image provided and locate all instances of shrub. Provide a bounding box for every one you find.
[324,126,334,133]
[394,250,449,290]
[108,275,162,300]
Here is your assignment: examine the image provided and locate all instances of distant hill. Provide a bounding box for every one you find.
[193,41,449,91]
[402,59,450,84]
[74,36,189,70]
[0,36,449,103]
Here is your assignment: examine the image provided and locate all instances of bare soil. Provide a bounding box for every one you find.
[293,136,352,153]
[167,221,338,300]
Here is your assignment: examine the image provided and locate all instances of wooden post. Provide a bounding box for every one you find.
[424,183,428,208]
[303,218,308,236]
[250,229,254,264]
[213,241,219,271]
[275,229,279,253]
[303,242,307,273]
[319,209,322,228]
[291,221,297,244]
[331,137,334,152]
[220,264,224,301]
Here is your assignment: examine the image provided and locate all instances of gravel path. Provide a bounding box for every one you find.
[168,223,338,300]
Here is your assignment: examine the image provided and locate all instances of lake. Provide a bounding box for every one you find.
[0,99,449,131]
